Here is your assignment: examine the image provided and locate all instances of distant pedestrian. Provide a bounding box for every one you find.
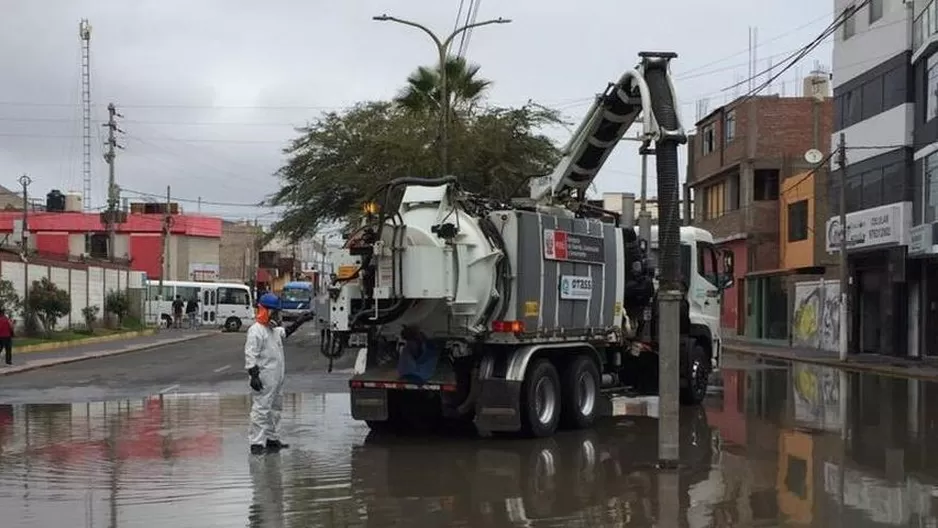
[0,309,14,366]
[186,297,199,328]
[172,295,185,329]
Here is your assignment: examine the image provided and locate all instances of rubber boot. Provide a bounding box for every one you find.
[266,440,289,451]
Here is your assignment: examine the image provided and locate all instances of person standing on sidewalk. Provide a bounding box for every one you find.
[185,297,199,329]
[0,309,14,366]
[171,295,185,329]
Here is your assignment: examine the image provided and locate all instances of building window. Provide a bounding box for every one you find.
[843,6,856,40]
[861,77,883,120]
[844,89,861,127]
[869,0,882,24]
[704,182,726,220]
[846,174,863,212]
[724,110,736,143]
[928,54,938,122]
[702,124,715,155]
[925,152,938,223]
[788,200,809,242]
[754,169,780,201]
[861,168,883,209]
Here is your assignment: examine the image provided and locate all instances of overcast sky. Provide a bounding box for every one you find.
[0,0,834,226]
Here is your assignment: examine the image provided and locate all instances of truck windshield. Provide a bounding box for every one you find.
[282,288,311,302]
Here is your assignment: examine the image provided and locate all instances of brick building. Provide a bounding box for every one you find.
[687,91,833,338]
[219,220,262,283]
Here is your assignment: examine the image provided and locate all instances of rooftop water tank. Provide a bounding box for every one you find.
[64,192,83,212]
[46,190,66,212]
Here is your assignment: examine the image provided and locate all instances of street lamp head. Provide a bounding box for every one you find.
[372,14,391,21]
[495,18,512,24]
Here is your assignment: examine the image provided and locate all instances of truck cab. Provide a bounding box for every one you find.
[642,225,734,370]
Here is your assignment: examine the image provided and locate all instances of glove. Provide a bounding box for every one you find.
[248,366,263,392]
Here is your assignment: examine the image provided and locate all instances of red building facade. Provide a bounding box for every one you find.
[0,211,222,279]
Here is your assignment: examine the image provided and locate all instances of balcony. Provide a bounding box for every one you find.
[913,0,938,62]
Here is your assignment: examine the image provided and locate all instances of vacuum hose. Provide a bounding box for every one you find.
[642,61,685,291]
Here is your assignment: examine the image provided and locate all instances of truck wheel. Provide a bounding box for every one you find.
[521,359,562,438]
[680,341,711,405]
[559,355,600,430]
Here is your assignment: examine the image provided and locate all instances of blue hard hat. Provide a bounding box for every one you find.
[258,292,281,309]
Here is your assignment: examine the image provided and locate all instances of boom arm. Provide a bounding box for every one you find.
[530,53,683,203]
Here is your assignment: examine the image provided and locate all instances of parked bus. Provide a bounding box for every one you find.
[145,280,254,331]
[280,281,313,321]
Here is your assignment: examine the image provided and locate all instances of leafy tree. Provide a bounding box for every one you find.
[0,278,22,317]
[105,290,130,326]
[27,277,70,334]
[394,55,492,115]
[81,305,100,334]
[267,100,562,241]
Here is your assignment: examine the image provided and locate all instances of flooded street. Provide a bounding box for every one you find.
[1,355,937,526]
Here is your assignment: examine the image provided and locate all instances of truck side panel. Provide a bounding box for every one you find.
[494,210,619,333]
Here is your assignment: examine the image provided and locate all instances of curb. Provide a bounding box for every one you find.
[0,331,220,376]
[725,345,938,381]
[16,328,159,354]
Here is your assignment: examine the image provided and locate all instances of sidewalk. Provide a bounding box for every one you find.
[724,338,938,380]
[0,329,219,376]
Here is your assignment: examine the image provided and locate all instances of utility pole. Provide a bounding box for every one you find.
[17,174,31,251]
[372,14,511,174]
[836,133,849,361]
[103,102,123,261]
[158,186,171,294]
[79,19,93,211]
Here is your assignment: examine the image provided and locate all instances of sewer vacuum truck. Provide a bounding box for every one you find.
[321,52,735,437]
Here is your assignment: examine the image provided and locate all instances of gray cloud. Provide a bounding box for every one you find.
[0,0,832,223]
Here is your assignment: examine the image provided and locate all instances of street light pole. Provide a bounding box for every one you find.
[372,14,512,174]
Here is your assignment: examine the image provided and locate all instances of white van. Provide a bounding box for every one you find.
[145,280,255,331]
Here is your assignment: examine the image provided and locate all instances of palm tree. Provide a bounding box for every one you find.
[394,55,492,115]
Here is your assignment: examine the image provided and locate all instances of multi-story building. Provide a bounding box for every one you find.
[687,91,833,339]
[831,0,916,356]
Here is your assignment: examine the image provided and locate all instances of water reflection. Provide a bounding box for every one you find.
[1,364,938,526]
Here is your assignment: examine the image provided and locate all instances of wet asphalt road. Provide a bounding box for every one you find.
[0,330,356,404]
[1,336,938,526]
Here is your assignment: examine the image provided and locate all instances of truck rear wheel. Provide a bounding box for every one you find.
[680,341,711,405]
[559,355,600,430]
[521,359,562,438]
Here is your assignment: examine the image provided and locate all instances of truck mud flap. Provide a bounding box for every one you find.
[350,388,388,421]
[473,378,522,433]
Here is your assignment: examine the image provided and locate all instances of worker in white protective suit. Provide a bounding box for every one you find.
[245,292,314,455]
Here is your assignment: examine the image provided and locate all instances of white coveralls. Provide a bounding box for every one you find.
[244,322,287,445]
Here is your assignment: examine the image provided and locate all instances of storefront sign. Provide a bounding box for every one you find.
[825,201,912,253]
[908,223,934,256]
[188,263,219,281]
[543,229,605,264]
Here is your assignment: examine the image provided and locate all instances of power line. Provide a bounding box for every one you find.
[121,187,270,208]
[725,3,867,111]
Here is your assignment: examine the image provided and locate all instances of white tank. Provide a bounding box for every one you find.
[64,192,83,212]
[372,184,501,336]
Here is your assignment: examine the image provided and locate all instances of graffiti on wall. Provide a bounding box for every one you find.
[792,279,841,352]
[792,363,843,432]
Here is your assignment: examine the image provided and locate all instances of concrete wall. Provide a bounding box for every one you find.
[0,258,145,330]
